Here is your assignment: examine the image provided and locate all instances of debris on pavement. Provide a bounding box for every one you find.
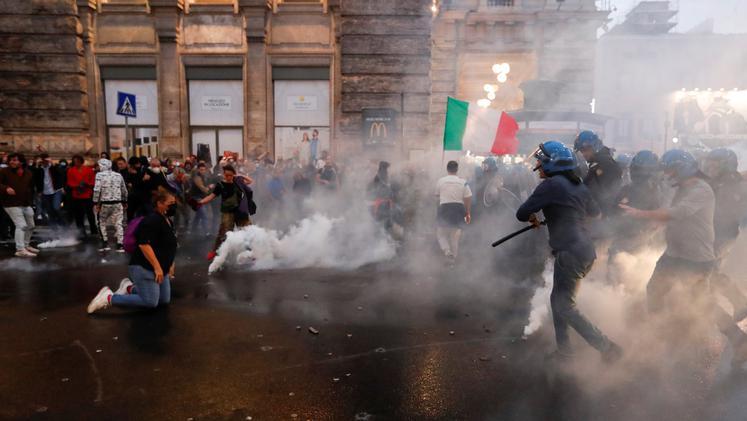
[308,327,319,335]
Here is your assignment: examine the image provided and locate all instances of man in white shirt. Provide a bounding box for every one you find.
[436,160,472,264]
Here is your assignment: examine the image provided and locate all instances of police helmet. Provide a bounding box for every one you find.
[533,141,577,175]
[661,149,699,181]
[706,148,739,174]
[574,130,603,153]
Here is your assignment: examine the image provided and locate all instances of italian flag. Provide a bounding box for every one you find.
[443,97,519,155]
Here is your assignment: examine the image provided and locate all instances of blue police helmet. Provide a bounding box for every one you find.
[533,141,577,175]
[630,150,659,181]
[616,152,634,169]
[483,156,498,171]
[707,148,739,173]
[574,130,603,153]
[661,149,699,180]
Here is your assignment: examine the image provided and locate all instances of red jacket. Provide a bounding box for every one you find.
[67,165,95,199]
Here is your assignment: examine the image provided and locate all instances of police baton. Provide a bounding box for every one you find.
[491,221,546,247]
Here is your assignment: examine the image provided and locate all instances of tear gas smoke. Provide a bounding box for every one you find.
[208,213,396,273]
[522,261,553,338]
[37,237,81,249]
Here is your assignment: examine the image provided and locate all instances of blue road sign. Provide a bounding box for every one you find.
[116,92,137,118]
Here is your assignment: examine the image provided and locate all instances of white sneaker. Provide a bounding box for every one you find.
[114,278,133,295]
[26,246,40,254]
[87,287,112,314]
[15,249,36,258]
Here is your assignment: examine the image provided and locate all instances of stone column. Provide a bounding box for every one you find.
[152,0,184,158]
[241,4,268,156]
[77,0,101,154]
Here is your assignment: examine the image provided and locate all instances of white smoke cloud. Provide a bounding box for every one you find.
[37,237,80,249]
[208,213,396,273]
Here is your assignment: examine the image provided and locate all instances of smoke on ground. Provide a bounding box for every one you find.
[208,213,396,273]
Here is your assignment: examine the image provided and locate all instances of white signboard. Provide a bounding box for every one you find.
[287,95,318,111]
[201,96,232,111]
[189,80,243,126]
[274,80,329,127]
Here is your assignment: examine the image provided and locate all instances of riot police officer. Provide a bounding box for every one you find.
[517,141,623,363]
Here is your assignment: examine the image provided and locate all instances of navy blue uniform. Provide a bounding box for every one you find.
[517,175,612,355]
[516,175,599,260]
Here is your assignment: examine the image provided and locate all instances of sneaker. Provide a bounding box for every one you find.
[115,244,125,253]
[114,278,133,295]
[207,251,217,261]
[602,342,624,365]
[15,249,37,258]
[99,242,111,252]
[26,246,40,254]
[86,287,112,314]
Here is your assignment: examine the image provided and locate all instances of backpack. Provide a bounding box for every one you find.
[123,216,145,254]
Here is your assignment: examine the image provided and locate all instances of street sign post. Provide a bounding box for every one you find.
[116,92,137,157]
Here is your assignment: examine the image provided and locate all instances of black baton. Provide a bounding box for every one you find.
[491,221,546,247]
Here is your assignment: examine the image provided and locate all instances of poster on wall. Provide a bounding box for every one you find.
[274,127,330,165]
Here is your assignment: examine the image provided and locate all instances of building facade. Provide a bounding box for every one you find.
[595,1,747,154]
[0,0,607,161]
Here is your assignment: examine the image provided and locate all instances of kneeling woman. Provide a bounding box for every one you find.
[87,191,178,313]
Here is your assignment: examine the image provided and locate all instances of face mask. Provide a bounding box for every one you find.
[166,203,177,217]
[150,167,161,174]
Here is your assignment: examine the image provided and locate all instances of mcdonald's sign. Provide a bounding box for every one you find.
[362,108,398,146]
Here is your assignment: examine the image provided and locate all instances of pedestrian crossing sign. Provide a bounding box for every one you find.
[116,92,137,118]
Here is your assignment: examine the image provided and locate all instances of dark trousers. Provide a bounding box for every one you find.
[41,191,64,227]
[71,198,97,236]
[551,250,611,354]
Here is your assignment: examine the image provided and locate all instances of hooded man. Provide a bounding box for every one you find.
[93,158,128,252]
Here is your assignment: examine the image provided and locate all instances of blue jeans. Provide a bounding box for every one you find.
[111,265,171,308]
[192,204,209,233]
[551,250,611,354]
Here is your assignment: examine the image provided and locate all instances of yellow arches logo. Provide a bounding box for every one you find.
[370,122,387,139]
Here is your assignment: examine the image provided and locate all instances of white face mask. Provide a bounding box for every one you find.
[149,167,161,174]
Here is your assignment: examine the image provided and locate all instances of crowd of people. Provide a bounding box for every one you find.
[0,149,345,259]
[3,130,747,369]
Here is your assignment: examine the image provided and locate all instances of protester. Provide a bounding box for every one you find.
[93,158,128,252]
[87,190,178,313]
[189,162,213,234]
[34,153,66,228]
[67,155,97,238]
[316,159,339,190]
[197,165,255,260]
[435,160,472,264]
[0,153,39,257]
